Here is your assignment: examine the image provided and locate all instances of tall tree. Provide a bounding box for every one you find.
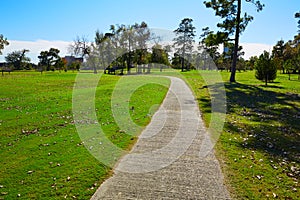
[204,0,264,82]
[173,18,196,72]
[5,49,30,70]
[0,34,9,55]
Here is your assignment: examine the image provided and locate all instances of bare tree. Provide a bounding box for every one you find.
[69,35,91,59]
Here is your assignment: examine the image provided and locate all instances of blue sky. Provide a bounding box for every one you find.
[1,0,299,63]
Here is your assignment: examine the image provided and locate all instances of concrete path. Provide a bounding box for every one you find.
[91,76,230,200]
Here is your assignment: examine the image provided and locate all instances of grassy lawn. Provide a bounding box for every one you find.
[183,70,300,199]
[1,69,299,199]
[0,71,169,199]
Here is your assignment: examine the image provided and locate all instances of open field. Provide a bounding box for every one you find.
[183,70,300,199]
[1,70,299,199]
[0,71,169,199]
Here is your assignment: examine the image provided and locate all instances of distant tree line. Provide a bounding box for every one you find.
[0,4,299,83]
[81,22,171,74]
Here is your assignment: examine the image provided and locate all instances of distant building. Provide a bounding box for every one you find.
[62,56,83,66]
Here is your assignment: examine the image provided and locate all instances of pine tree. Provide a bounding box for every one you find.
[254,51,277,86]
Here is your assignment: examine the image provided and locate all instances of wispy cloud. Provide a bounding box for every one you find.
[0,40,72,64]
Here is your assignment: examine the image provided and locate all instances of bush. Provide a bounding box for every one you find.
[254,51,277,85]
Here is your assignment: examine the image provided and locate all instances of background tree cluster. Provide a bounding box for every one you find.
[85,22,171,74]
[5,49,31,70]
[271,35,300,79]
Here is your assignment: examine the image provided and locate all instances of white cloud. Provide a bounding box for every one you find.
[0,40,72,64]
[241,43,273,60]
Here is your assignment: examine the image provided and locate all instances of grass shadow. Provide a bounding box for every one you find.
[208,82,300,163]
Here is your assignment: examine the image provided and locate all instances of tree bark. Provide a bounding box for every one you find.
[230,0,241,82]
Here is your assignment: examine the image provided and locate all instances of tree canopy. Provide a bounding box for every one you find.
[38,48,61,71]
[5,49,30,70]
[255,51,277,85]
[87,22,154,74]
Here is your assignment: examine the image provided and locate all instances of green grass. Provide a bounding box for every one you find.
[0,71,169,199]
[2,69,299,199]
[183,70,300,199]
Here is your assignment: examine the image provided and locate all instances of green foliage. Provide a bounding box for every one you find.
[0,34,9,55]
[55,59,66,72]
[68,60,81,72]
[171,53,194,70]
[203,0,263,35]
[272,35,300,76]
[247,56,258,70]
[284,59,295,80]
[151,44,170,66]
[254,51,277,85]
[5,49,30,70]
[38,48,61,71]
[199,27,221,61]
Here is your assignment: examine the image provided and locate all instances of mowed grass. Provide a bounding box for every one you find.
[183,70,300,199]
[0,71,169,199]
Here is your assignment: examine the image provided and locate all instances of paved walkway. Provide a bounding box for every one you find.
[91,77,230,200]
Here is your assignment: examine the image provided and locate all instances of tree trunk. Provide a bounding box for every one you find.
[230,0,241,82]
[181,57,184,72]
